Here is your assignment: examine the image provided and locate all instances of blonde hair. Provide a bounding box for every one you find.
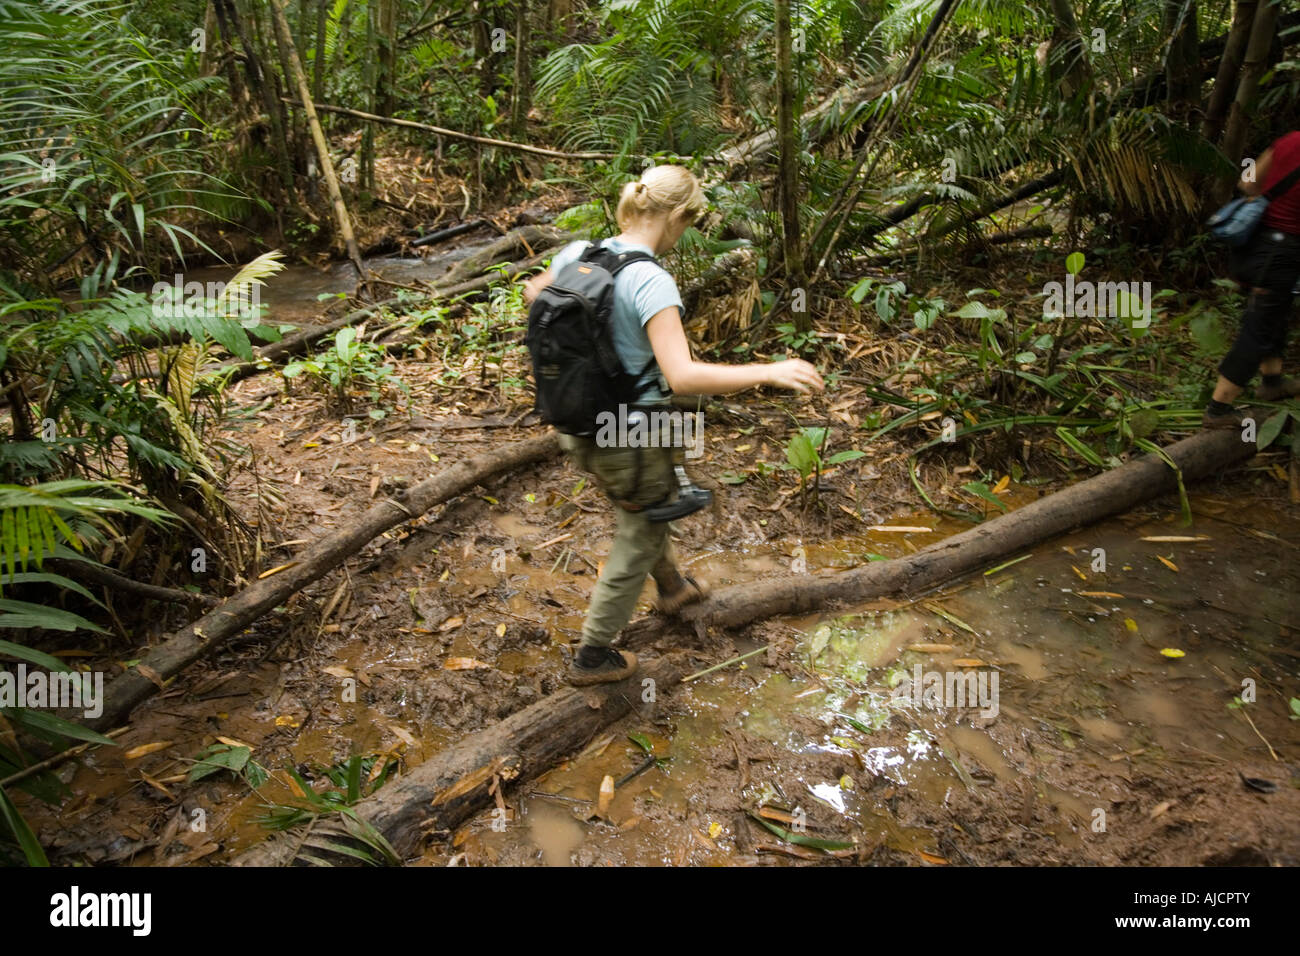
[615,165,705,231]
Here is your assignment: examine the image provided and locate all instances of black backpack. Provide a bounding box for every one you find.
[524,242,661,436]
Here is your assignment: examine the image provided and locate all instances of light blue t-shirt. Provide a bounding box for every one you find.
[547,237,681,403]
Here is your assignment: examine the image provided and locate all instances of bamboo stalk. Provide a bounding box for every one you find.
[268,0,367,285]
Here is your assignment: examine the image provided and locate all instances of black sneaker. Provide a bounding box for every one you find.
[644,465,713,523]
[567,646,638,686]
[1201,405,1245,430]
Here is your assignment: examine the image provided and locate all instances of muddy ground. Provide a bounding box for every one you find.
[22,231,1300,868]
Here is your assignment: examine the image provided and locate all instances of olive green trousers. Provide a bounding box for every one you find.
[558,433,683,648]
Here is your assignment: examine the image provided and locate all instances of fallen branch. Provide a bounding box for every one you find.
[435,225,572,287]
[858,222,1055,267]
[231,652,692,865]
[282,99,634,162]
[0,727,130,789]
[410,219,490,248]
[77,433,561,732]
[626,427,1256,638]
[47,559,220,608]
[222,297,402,385]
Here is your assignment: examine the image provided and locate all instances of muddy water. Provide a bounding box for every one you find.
[467,495,1299,865]
[174,233,499,325]
[75,482,1294,865]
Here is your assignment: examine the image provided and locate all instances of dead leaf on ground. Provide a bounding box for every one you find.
[123,741,172,760]
[1148,799,1176,819]
[597,774,615,817]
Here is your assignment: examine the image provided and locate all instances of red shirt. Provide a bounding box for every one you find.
[1261,131,1300,235]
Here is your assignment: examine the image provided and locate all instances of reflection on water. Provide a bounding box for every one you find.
[473,495,1300,865]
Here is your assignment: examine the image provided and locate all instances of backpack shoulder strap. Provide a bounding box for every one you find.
[607,250,659,275]
[577,243,659,275]
[1263,161,1300,202]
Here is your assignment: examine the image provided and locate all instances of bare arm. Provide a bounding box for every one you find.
[1241,148,1273,198]
[646,306,823,395]
[523,268,554,304]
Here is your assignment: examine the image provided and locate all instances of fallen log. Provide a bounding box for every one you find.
[410,219,490,248]
[223,298,401,384]
[230,426,1256,866]
[221,227,572,384]
[631,425,1257,638]
[78,433,561,732]
[231,652,692,865]
[430,242,569,299]
[373,242,572,356]
[435,225,572,287]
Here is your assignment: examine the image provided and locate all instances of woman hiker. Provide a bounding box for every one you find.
[523,165,824,685]
[1203,130,1300,428]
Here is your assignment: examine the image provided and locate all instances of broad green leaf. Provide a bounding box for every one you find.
[826,450,866,465]
[188,744,251,782]
[0,638,75,672]
[0,787,47,866]
[3,708,116,746]
[1257,410,1288,450]
[961,481,1009,512]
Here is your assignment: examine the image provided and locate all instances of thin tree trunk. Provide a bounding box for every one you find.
[209,0,250,118]
[361,0,377,193]
[1164,0,1201,117]
[217,0,296,196]
[1046,0,1093,99]
[198,0,218,77]
[312,0,328,105]
[1220,0,1281,183]
[474,0,497,100]
[263,0,304,154]
[1202,0,1258,142]
[248,3,290,156]
[269,0,367,283]
[510,0,532,137]
[774,0,805,329]
[377,0,399,117]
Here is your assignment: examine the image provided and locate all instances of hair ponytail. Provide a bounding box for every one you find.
[615,165,705,231]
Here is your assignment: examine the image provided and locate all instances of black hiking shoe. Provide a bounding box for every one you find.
[1256,377,1300,402]
[1202,405,1245,430]
[644,465,713,523]
[567,646,638,686]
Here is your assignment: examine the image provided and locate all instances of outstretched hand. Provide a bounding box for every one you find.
[765,357,825,393]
